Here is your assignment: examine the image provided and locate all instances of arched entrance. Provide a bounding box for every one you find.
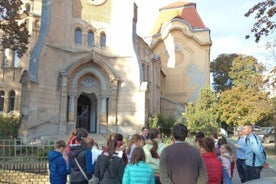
[76,93,97,133]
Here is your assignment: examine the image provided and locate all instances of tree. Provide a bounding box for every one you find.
[219,55,272,126]
[0,0,29,57]
[210,53,238,92]
[245,0,276,43]
[229,55,265,89]
[183,85,220,135]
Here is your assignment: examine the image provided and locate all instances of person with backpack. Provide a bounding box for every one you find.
[94,139,125,184]
[68,128,94,184]
[243,123,269,182]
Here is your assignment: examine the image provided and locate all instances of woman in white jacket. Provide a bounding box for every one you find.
[143,128,166,184]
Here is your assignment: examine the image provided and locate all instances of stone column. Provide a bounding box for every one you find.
[100,95,108,125]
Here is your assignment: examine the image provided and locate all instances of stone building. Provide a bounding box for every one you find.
[0,0,211,140]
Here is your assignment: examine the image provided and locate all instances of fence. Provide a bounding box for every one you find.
[0,139,54,184]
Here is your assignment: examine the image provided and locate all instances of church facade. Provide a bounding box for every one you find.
[0,0,211,140]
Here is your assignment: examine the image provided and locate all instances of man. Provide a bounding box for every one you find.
[140,126,149,142]
[159,123,208,184]
[243,123,268,182]
[235,126,247,183]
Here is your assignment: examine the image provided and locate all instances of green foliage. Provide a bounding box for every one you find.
[147,113,176,137]
[229,55,265,89]
[210,53,238,92]
[0,0,29,57]
[183,85,220,135]
[219,55,272,127]
[0,114,20,138]
[245,0,276,43]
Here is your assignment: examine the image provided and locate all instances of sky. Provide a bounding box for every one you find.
[134,0,275,71]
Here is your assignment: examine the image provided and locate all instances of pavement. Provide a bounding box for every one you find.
[228,138,276,184]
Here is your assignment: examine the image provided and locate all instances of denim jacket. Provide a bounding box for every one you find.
[245,133,266,167]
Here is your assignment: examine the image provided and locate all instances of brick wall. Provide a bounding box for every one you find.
[0,162,49,184]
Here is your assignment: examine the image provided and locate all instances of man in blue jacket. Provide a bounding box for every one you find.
[243,123,269,182]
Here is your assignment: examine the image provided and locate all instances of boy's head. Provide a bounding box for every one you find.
[55,140,66,152]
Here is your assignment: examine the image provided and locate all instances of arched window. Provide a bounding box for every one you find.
[100,33,106,47]
[8,91,15,112]
[13,50,20,67]
[4,49,11,67]
[25,3,31,12]
[75,28,82,44]
[0,91,4,112]
[88,31,94,46]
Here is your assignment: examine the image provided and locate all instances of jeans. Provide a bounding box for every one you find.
[244,165,263,182]
[236,159,246,183]
[222,167,233,184]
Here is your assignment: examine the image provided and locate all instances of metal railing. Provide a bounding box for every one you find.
[0,139,54,161]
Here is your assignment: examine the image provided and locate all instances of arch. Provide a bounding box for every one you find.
[70,67,108,92]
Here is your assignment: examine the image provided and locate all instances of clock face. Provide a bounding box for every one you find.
[87,0,106,6]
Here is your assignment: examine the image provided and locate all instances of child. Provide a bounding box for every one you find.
[219,144,234,184]
[122,147,155,184]
[48,140,69,184]
[126,134,142,163]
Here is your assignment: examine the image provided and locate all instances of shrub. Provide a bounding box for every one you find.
[0,113,20,138]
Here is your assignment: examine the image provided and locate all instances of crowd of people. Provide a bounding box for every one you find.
[47,122,268,184]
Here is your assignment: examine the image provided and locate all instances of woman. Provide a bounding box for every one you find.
[123,147,155,184]
[198,137,223,184]
[126,134,142,163]
[143,128,166,184]
[94,139,125,184]
[68,128,94,184]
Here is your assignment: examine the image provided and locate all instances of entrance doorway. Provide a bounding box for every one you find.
[77,93,97,133]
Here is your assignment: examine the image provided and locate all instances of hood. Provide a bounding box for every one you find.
[48,150,62,162]
[69,144,82,157]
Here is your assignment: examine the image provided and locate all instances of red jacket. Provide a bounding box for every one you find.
[202,152,223,184]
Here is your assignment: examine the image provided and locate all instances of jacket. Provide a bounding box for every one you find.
[159,141,208,184]
[201,152,222,184]
[122,161,155,184]
[143,139,166,174]
[245,133,266,167]
[94,154,125,184]
[47,150,69,184]
[68,144,94,184]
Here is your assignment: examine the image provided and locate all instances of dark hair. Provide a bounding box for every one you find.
[195,131,205,142]
[148,128,160,159]
[107,140,117,156]
[172,123,188,141]
[76,128,88,141]
[243,123,253,130]
[55,140,66,149]
[130,147,145,164]
[211,132,218,139]
[76,128,89,150]
[126,134,141,154]
[141,126,148,131]
[218,137,227,147]
[198,137,215,152]
[114,133,123,142]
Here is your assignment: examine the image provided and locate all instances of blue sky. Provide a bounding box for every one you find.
[135,0,275,71]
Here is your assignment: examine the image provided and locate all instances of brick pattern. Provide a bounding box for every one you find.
[0,162,49,184]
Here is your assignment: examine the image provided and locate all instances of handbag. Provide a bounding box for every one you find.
[74,157,99,184]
